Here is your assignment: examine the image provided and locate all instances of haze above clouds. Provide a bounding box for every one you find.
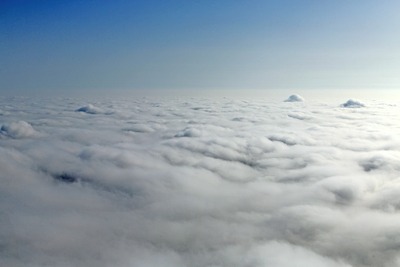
[2,95,400,267]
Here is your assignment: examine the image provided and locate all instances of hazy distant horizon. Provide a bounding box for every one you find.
[2,88,400,104]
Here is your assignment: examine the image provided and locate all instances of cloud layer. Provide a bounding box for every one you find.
[1,96,400,267]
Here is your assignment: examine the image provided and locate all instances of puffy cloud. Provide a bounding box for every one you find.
[244,241,351,267]
[123,123,154,133]
[1,96,400,267]
[75,104,104,114]
[0,120,39,138]
[341,99,365,108]
[284,94,305,102]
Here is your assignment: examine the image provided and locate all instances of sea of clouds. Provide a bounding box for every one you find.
[1,95,400,267]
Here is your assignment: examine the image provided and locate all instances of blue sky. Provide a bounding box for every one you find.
[1,0,400,95]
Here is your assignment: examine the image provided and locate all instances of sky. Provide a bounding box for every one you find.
[1,0,400,95]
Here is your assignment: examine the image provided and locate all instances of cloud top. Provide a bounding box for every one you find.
[0,120,38,138]
[76,104,103,114]
[340,99,365,108]
[284,94,305,102]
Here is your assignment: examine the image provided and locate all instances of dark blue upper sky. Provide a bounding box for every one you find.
[1,0,400,95]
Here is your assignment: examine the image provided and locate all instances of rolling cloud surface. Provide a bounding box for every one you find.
[1,96,400,267]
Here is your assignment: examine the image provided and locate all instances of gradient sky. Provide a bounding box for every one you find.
[1,0,400,95]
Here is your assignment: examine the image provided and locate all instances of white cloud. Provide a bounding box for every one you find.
[341,99,365,108]
[0,120,39,138]
[1,96,400,267]
[284,94,305,102]
[244,241,351,267]
[75,104,104,114]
